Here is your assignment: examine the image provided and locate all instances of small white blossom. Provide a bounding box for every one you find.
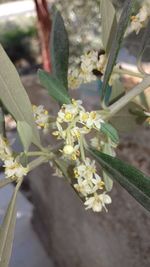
[96,54,107,74]
[4,157,28,181]
[131,5,150,34]
[74,177,94,196]
[74,157,96,181]
[57,100,84,124]
[33,105,50,130]
[68,68,81,89]
[84,192,112,212]
[79,111,104,129]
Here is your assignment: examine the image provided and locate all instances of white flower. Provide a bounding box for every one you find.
[74,157,96,181]
[131,5,150,34]
[33,105,50,130]
[96,54,107,74]
[79,111,104,129]
[92,173,105,192]
[57,100,84,124]
[62,144,80,161]
[68,68,82,89]
[80,50,98,71]
[4,157,28,181]
[74,177,93,196]
[84,192,112,212]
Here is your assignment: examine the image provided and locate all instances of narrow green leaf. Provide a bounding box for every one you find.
[0,105,5,137]
[101,122,119,144]
[100,0,117,53]
[0,182,21,267]
[98,80,112,105]
[89,149,150,211]
[17,121,33,152]
[101,0,136,100]
[0,45,40,147]
[109,76,125,104]
[51,11,69,88]
[38,69,71,105]
[102,143,114,191]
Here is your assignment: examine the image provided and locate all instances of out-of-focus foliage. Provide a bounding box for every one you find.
[0,25,37,65]
[52,0,150,65]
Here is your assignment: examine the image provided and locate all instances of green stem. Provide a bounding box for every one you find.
[113,66,144,79]
[108,75,150,117]
[28,156,49,171]
[26,151,51,157]
[80,135,85,161]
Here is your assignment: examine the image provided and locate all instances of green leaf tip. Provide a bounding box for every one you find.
[38,69,71,105]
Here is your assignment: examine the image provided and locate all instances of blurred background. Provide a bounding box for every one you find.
[0,0,150,267]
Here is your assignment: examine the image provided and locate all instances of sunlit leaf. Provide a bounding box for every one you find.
[0,45,41,147]
[100,0,117,53]
[17,121,33,152]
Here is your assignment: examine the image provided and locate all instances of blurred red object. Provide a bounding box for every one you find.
[34,0,52,72]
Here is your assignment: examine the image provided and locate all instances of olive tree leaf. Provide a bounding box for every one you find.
[137,20,150,74]
[98,79,112,105]
[102,143,114,191]
[51,10,69,89]
[101,0,136,100]
[0,105,5,137]
[89,149,150,212]
[100,0,117,53]
[17,121,33,152]
[101,122,119,144]
[0,181,21,267]
[38,69,71,105]
[109,76,125,104]
[0,45,41,147]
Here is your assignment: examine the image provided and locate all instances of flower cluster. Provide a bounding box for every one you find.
[131,5,150,34]
[68,50,107,89]
[32,105,51,131]
[74,157,111,212]
[0,135,28,182]
[52,99,113,212]
[53,99,104,160]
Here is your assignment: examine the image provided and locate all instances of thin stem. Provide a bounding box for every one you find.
[108,75,150,117]
[113,66,144,79]
[28,156,49,171]
[26,151,51,157]
[80,135,85,161]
